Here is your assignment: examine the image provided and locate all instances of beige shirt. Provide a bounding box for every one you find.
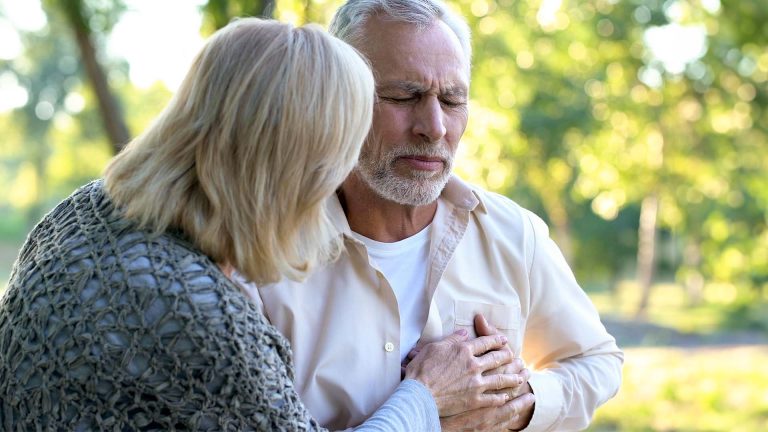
[246,176,623,432]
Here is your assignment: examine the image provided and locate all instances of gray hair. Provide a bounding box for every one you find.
[329,0,472,63]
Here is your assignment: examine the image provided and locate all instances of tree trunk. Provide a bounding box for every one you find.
[72,27,130,153]
[635,193,659,318]
[683,239,704,305]
[259,0,275,18]
[303,0,314,23]
[60,0,130,154]
[203,0,275,30]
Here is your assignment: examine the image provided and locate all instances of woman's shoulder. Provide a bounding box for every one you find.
[5,178,289,359]
[14,179,201,283]
[0,182,299,429]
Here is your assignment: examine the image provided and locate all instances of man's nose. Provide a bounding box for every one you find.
[412,96,447,143]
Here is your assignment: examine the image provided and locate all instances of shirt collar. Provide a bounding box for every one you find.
[327,191,353,237]
[326,174,488,239]
[441,175,487,214]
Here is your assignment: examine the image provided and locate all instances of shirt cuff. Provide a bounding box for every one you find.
[522,371,564,432]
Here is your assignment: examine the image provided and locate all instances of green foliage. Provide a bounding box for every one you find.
[445,0,768,306]
[1,2,768,429]
[0,212,25,243]
[201,0,275,33]
[588,346,768,431]
[49,0,127,34]
[1,0,767,318]
[721,300,768,333]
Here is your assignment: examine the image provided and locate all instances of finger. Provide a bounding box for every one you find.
[518,367,531,383]
[503,369,532,399]
[475,348,514,372]
[406,347,421,361]
[469,391,510,410]
[497,393,535,429]
[441,329,470,345]
[482,372,524,392]
[498,414,521,431]
[482,365,505,377]
[482,358,525,377]
[466,334,508,356]
[496,394,532,421]
[473,314,499,337]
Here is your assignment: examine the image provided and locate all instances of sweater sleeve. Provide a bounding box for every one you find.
[231,272,441,432]
[125,251,327,431]
[354,379,440,432]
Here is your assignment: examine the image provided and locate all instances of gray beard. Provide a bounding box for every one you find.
[355,145,453,206]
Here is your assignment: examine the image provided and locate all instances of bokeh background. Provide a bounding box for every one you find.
[1,0,767,430]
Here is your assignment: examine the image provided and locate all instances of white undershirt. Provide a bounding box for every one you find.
[351,225,431,362]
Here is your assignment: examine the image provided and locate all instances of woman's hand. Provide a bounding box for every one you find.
[404,329,523,417]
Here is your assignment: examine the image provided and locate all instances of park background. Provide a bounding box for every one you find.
[0,0,766,430]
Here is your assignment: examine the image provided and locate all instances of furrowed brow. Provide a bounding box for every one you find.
[377,81,467,98]
[377,80,426,94]
[442,86,468,99]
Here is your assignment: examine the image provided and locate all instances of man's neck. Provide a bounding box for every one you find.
[339,173,438,243]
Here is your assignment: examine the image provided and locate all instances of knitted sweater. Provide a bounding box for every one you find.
[0,181,439,431]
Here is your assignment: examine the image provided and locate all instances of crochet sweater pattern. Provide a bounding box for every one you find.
[0,180,322,431]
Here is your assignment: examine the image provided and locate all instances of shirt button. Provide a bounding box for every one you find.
[384,342,395,352]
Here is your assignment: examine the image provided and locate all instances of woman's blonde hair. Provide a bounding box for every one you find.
[104,18,374,284]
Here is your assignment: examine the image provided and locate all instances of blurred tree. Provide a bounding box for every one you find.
[45,0,131,153]
[200,0,344,32]
[2,0,766,319]
[452,0,767,316]
[201,0,275,32]
[0,9,84,226]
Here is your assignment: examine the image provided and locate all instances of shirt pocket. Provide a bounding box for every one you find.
[453,300,521,344]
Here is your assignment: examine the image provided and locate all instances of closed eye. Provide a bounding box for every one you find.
[379,95,418,104]
[440,98,466,108]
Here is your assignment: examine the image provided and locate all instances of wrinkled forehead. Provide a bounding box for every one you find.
[358,17,470,87]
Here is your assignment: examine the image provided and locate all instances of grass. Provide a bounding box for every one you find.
[588,346,768,431]
[589,280,768,334]
[585,280,768,431]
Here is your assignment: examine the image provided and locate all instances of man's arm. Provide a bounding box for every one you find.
[447,208,623,432]
[520,211,624,431]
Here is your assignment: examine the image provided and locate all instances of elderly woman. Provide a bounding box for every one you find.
[0,18,516,431]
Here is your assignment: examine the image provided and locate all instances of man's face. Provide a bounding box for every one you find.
[355,16,469,206]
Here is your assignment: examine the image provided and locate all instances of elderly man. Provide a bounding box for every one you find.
[246,0,623,430]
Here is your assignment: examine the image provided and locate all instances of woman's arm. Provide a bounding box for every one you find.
[354,379,439,431]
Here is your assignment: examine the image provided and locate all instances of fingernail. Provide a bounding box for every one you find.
[517,376,523,385]
[500,335,508,344]
[457,329,468,336]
